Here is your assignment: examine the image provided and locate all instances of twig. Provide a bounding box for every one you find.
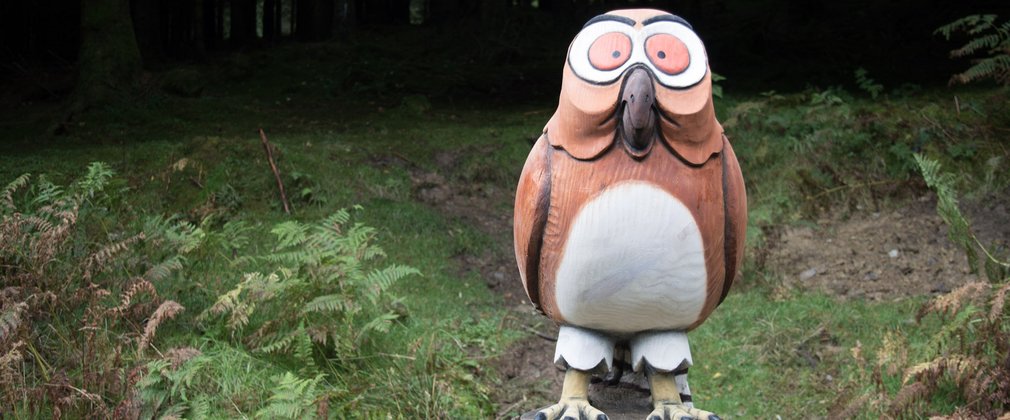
[495,396,527,420]
[376,352,417,360]
[258,128,291,214]
[523,326,557,342]
[919,112,959,143]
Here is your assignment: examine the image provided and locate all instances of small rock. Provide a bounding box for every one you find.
[799,268,818,281]
[863,271,880,281]
[493,271,505,282]
[888,249,900,258]
[931,283,951,294]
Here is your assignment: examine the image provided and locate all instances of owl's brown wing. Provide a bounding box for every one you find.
[717,135,747,305]
[513,135,553,314]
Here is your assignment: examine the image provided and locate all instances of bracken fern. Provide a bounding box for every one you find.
[937,14,1010,85]
[876,155,1010,417]
[198,206,420,373]
[0,163,197,417]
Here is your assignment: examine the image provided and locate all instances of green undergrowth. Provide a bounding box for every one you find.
[2,41,1009,416]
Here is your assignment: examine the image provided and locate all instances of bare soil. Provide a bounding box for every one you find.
[399,149,1008,419]
[768,194,984,300]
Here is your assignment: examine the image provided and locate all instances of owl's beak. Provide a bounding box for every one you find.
[620,67,657,155]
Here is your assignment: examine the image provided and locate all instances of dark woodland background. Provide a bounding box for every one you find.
[2,0,1008,103]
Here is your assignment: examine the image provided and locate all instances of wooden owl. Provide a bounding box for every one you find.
[513,9,746,420]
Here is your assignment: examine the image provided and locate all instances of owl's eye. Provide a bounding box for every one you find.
[639,20,708,88]
[567,19,635,84]
[588,32,632,71]
[646,34,689,75]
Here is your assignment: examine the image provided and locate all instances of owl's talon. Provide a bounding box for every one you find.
[647,402,719,420]
[535,398,607,420]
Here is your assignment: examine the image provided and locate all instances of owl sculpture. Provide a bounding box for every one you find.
[513,9,746,420]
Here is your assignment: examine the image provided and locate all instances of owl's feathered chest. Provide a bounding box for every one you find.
[532,142,729,329]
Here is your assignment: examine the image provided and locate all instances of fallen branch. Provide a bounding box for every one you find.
[259,128,291,214]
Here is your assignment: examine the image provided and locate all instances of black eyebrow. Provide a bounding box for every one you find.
[642,14,693,30]
[583,14,636,29]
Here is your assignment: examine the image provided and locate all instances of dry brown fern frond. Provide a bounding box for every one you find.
[108,280,158,317]
[989,282,1010,322]
[903,355,983,386]
[1,173,31,212]
[918,282,991,322]
[138,300,185,353]
[890,381,929,417]
[877,331,909,377]
[829,392,870,419]
[0,302,27,342]
[0,340,25,393]
[83,232,145,281]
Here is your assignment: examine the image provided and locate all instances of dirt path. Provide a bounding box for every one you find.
[768,195,985,300]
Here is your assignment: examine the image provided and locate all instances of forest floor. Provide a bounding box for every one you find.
[2,38,1009,418]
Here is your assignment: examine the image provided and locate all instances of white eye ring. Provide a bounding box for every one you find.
[567,21,637,85]
[640,21,708,88]
[568,19,708,89]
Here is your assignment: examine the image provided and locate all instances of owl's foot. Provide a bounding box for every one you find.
[646,403,720,420]
[536,368,609,420]
[534,398,608,420]
[647,370,721,420]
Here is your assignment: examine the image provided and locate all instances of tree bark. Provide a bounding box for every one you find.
[77,0,142,108]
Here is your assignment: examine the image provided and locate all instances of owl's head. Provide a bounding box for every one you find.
[546,9,724,164]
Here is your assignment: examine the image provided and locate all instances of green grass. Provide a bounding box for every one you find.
[2,37,1008,417]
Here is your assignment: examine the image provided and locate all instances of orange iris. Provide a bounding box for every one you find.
[646,34,690,75]
[588,32,632,71]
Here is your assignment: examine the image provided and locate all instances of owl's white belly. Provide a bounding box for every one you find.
[555,181,707,333]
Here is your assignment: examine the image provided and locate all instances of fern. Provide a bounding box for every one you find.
[0,302,26,340]
[915,154,1009,279]
[882,154,1010,417]
[936,14,1010,85]
[1,173,30,213]
[854,68,884,98]
[362,265,420,304]
[1,165,195,416]
[74,161,115,200]
[301,294,354,314]
[256,372,326,419]
[203,208,419,368]
[135,349,213,418]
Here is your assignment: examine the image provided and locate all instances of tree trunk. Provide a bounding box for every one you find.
[333,0,356,36]
[296,0,333,41]
[192,0,207,57]
[230,0,256,46]
[77,0,142,108]
[131,0,162,64]
[264,0,278,41]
